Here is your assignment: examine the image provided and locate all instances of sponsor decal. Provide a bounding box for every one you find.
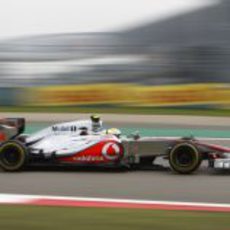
[102,142,120,160]
[73,156,104,162]
[52,126,77,132]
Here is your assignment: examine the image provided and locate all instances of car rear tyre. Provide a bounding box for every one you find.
[0,141,27,172]
[169,142,202,174]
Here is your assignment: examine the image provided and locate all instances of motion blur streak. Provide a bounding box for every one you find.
[0,0,229,110]
[0,194,230,212]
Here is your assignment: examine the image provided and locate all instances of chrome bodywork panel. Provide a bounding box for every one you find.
[122,137,175,158]
[1,117,230,171]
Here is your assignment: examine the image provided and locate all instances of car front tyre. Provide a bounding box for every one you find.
[169,142,202,174]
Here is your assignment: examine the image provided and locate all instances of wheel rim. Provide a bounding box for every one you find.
[173,146,196,168]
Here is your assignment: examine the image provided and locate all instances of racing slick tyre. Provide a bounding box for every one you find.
[169,142,202,174]
[0,140,27,172]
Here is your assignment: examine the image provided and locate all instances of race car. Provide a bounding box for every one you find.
[0,117,230,174]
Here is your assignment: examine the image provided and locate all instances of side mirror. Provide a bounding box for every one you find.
[128,131,140,140]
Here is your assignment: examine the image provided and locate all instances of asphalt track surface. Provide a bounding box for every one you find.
[0,113,230,204]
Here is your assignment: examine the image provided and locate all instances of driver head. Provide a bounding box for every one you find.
[105,128,121,138]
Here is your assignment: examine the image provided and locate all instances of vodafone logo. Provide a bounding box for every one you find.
[102,142,121,160]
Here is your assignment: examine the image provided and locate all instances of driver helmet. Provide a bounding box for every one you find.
[104,128,121,138]
[90,114,101,131]
[90,114,100,123]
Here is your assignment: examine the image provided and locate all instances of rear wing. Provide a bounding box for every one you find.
[0,118,25,142]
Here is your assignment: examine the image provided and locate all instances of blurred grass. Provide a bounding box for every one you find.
[0,106,230,116]
[0,205,229,230]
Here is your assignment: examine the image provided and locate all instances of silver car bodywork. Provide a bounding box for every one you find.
[0,118,230,171]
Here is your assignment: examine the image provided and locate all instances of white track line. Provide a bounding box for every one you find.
[0,194,230,211]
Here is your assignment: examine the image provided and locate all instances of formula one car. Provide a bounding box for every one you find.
[0,117,230,174]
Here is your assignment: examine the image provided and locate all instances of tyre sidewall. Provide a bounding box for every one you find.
[169,142,201,174]
[0,141,27,171]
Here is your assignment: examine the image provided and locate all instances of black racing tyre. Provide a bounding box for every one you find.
[169,142,202,174]
[0,141,27,172]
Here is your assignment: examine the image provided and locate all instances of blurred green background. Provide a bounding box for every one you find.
[0,205,229,230]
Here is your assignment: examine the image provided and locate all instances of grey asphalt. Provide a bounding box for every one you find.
[0,140,230,204]
[0,163,230,203]
[0,114,230,204]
